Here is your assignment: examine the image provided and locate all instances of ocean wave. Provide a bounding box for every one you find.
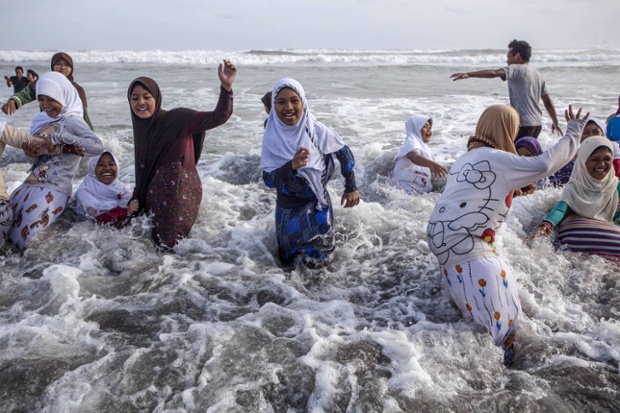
[1,48,619,66]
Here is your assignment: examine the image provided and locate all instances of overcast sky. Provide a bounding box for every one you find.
[2,0,619,51]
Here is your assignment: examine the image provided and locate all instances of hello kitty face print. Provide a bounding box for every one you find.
[427,158,515,265]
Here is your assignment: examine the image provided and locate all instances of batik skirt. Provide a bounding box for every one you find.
[145,161,202,249]
[0,199,13,243]
[8,185,68,250]
[275,201,335,265]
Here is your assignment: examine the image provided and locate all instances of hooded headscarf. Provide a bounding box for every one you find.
[467,104,519,154]
[50,52,88,108]
[515,136,543,156]
[583,118,606,137]
[395,115,434,160]
[561,136,618,222]
[260,78,345,209]
[30,71,84,134]
[127,77,202,210]
[74,151,132,216]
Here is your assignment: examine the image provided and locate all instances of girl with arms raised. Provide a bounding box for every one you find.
[127,60,236,249]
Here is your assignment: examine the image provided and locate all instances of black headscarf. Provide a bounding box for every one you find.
[50,52,88,108]
[127,77,205,210]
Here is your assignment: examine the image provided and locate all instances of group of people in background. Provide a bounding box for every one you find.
[1,40,619,366]
[390,39,620,365]
[4,66,38,94]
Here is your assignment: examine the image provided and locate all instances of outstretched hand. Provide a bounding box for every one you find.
[565,104,589,122]
[2,100,16,115]
[341,190,360,208]
[431,162,449,177]
[523,224,551,244]
[450,73,469,81]
[218,59,237,91]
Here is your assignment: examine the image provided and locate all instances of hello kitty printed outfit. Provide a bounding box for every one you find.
[427,119,584,346]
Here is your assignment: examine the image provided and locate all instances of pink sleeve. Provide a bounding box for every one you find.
[95,206,129,225]
[614,159,620,179]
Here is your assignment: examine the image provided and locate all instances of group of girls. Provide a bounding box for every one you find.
[2,52,620,367]
[0,53,237,251]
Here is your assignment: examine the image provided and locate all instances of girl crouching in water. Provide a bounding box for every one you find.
[74,151,139,226]
[8,72,103,249]
[426,104,587,365]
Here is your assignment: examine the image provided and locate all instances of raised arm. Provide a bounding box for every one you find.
[450,68,506,81]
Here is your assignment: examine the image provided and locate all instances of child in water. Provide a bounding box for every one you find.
[74,151,138,226]
[392,115,448,195]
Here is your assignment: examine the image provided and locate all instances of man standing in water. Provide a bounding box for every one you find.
[450,39,562,139]
[4,66,29,93]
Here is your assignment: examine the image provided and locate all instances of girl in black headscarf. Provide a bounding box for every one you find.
[127,59,236,249]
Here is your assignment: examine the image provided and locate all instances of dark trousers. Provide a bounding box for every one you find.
[516,125,542,140]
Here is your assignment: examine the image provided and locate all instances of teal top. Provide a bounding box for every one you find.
[543,181,620,227]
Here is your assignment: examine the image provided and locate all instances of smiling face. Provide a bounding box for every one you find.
[420,121,433,143]
[585,146,613,180]
[52,58,72,78]
[37,94,63,118]
[580,121,604,142]
[129,84,156,119]
[274,87,303,126]
[95,153,118,185]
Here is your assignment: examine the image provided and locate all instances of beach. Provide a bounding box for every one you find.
[1,48,619,412]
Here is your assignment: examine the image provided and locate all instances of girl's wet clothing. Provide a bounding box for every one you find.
[128,76,233,249]
[263,146,357,264]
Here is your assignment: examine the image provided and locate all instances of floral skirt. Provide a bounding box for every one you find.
[8,185,68,250]
[439,254,521,347]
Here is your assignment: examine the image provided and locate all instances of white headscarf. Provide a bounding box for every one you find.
[31,71,84,135]
[74,152,131,216]
[395,115,434,160]
[260,78,345,209]
[561,136,619,222]
[586,118,606,137]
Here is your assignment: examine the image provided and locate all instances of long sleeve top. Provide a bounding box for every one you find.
[263,145,357,209]
[25,115,103,196]
[543,181,620,227]
[427,118,584,266]
[1,124,37,200]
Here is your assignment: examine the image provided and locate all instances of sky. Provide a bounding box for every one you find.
[2,0,619,51]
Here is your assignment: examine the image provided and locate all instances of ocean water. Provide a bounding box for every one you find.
[0,48,620,412]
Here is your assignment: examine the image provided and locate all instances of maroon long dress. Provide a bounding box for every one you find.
[128,77,233,248]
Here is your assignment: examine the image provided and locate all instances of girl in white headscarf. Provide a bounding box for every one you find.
[533,136,620,258]
[261,78,360,265]
[8,71,102,249]
[392,115,448,195]
[74,151,138,226]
